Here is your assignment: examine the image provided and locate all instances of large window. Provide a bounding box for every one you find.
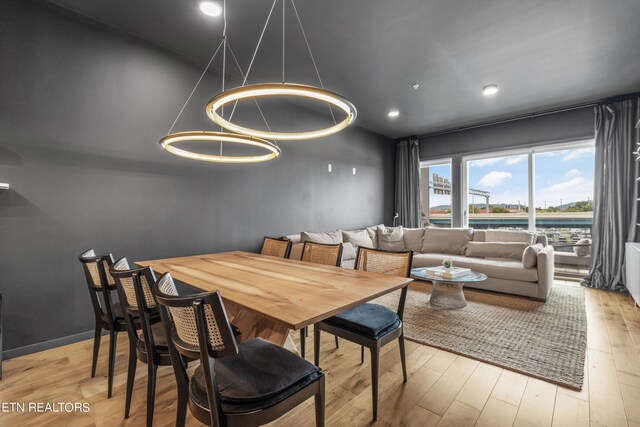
[463,141,596,277]
[420,160,452,228]
[466,153,530,230]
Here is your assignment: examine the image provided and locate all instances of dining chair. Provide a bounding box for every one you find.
[78,248,134,398]
[153,272,326,427]
[110,258,177,427]
[299,241,344,358]
[260,236,292,258]
[313,247,413,421]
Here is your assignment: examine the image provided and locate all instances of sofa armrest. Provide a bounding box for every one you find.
[536,245,555,300]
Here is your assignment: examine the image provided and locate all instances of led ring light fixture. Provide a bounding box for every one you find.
[206,83,357,140]
[159,131,280,163]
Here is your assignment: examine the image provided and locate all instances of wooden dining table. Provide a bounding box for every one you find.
[137,251,412,353]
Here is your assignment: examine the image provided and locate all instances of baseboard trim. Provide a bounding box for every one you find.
[3,330,95,360]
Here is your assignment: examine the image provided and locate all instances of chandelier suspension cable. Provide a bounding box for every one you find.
[220,0,228,155]
[167,39,224,135]
[226,0,277,123]
[282,0,285,84]
[290,0,336,125]
[227,42,278,147]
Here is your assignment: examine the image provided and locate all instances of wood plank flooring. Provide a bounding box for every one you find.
[0,282,638,426]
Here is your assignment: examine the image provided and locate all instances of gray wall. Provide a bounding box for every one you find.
[418,107,595,226]
[0,1,394,356]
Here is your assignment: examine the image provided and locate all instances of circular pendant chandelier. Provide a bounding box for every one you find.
[159,131,280,163]
[206,83,356,140]
[158,1,282,164]
[207,0,357,141]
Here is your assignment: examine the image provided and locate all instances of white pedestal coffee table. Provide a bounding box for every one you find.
[411,268,487,309]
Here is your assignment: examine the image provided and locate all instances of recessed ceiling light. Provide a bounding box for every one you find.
[199,1,222,17]
[482,84,498,96]
[412,83,420,90]
[387,110,400,118]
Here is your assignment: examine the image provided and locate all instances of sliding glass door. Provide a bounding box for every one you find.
[420,160,452,228]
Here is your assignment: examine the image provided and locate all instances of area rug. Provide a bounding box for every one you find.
[374,282,587,390]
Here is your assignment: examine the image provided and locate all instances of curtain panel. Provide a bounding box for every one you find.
[394,138,421,228]
[583,98,639,292]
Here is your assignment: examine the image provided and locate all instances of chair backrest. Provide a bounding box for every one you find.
[354,247,413,320]
[260,237,292,258]
[110,258,157,311]
[354,247,413,278]
[153,272,238,359]
[78,248,118,322]
[78,248,116,289]
[301,241,343,267]
[110,258,161,355]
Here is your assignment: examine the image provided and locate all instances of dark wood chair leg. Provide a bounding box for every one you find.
[334,336,339,349]
[91,322,101,378]
[107,330,117,398]
[300,328,306,359]
[314,326,321,367]
[370,344,380,421]
[398,335,408,382]
[176,374,189,427]
[146,362,158,427]
[361,345,364,364]
[314,377,326,427]
[124,341,137,418]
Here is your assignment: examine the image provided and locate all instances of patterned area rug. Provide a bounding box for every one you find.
[375,282,587,390]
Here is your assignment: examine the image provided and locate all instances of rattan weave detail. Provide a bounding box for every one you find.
[356,248,411,277]
[301,242,342,266]
[113,258,156,309]
[157,274,225,351]
[261,238,290,258]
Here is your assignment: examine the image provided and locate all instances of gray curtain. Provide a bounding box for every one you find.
[395,138,421,228]
[582,98,639,292]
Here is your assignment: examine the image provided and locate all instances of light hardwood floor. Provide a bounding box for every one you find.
[1,282,639,427]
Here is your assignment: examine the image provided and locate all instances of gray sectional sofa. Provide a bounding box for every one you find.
[284,226,554,301]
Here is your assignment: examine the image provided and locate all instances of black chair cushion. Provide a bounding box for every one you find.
[324,303,401,338]
[137,322,168,352]
[190,338,321,413]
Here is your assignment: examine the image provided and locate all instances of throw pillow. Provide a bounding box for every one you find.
[377,226,405,251]
[342,229,374,250]
[574,238,591,257]
[422,228,473,255]
[341,242,357,261]
[403,228,425,252]
[522,243,544,268]
[366,224,385,248]
[300,230,342,245]
[465,241,528,260]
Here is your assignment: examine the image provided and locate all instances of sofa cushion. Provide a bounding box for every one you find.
[377,226,405,251]
[342,229,374,250]
[421,228,473,255]
[485,230,536,245]
[412,253,538,282]
[403,228,425,252]
[342,242,357,261]
[522,243,544,268]
[342,258,356,269]
[366,224,385,248]
[301,230,342,245]
[465,242,528,261]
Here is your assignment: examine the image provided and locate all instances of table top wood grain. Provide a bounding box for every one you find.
[137,251,412,330]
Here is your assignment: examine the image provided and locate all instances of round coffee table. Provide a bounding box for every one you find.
[411,268,487,309]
